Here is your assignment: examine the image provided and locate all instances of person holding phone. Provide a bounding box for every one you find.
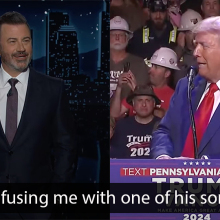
[110,16,150,100]
[110,47,179,119]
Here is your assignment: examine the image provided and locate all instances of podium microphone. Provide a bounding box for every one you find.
[187,66,198,159]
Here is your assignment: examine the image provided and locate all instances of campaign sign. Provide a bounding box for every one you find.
[110,159,220,220]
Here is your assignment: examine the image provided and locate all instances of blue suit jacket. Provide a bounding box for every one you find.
[151,75,220,159]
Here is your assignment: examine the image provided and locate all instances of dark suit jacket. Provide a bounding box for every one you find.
[0,68,76,183]
[151,75,220,159]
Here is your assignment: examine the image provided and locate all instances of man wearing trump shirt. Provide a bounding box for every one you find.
[151,16,220,159]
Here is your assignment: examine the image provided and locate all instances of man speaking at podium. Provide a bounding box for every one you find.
[151,16,220,160]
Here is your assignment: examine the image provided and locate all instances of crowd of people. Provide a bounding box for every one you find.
[110,0,220,159]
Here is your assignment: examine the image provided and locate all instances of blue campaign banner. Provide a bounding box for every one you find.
[110,159,220,183]
[110,159,220,220]
[110,213,219,220]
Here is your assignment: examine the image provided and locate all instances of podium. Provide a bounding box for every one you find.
[110,159,220,183]
[110,159,220,219]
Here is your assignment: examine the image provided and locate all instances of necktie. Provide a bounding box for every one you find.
[181,83,219,158]
[5,78,19,145]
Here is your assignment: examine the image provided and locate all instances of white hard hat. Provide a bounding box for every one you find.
[178,9,203,31]
[150,47,180,70]
[110,16,133,35]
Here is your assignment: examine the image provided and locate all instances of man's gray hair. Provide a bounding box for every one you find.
[192,16,220,35]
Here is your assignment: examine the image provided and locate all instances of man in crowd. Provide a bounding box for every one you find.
[110,85,161,159]
[174,9,203,86]
[110,47,179,118]
[151,16,220,159]
[110,16,149,99]
[201,0,220,18]
[127,0,177,60]
[110,70,165,118]
[148,47,180,109]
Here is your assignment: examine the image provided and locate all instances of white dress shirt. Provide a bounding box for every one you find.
[0,65,29,133]
[198,80,220,121]
[157,80,220,159]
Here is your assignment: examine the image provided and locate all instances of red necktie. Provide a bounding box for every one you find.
[181,83,219,158]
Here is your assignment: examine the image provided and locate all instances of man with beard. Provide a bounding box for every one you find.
[110,16,149,99]
[0,11,76,185]
[127,0,177,60]
[201,0,220,18]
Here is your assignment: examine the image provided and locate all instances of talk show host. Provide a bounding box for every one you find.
[0,11,76,183]
[151,16,220,160]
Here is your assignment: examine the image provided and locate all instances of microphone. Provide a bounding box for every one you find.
[7,89,13,97]
[187,66,198,159]
[187,66,197,88]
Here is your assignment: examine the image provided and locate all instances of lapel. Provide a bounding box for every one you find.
[9,68,42,150]
[181,76,206,153]
[198,91,220,154]
[0,121,9,150]
[188,76,208,154]
[191,76,207,114]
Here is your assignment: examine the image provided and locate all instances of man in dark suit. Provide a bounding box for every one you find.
[0,11,76,183]
[151,16,220,159]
